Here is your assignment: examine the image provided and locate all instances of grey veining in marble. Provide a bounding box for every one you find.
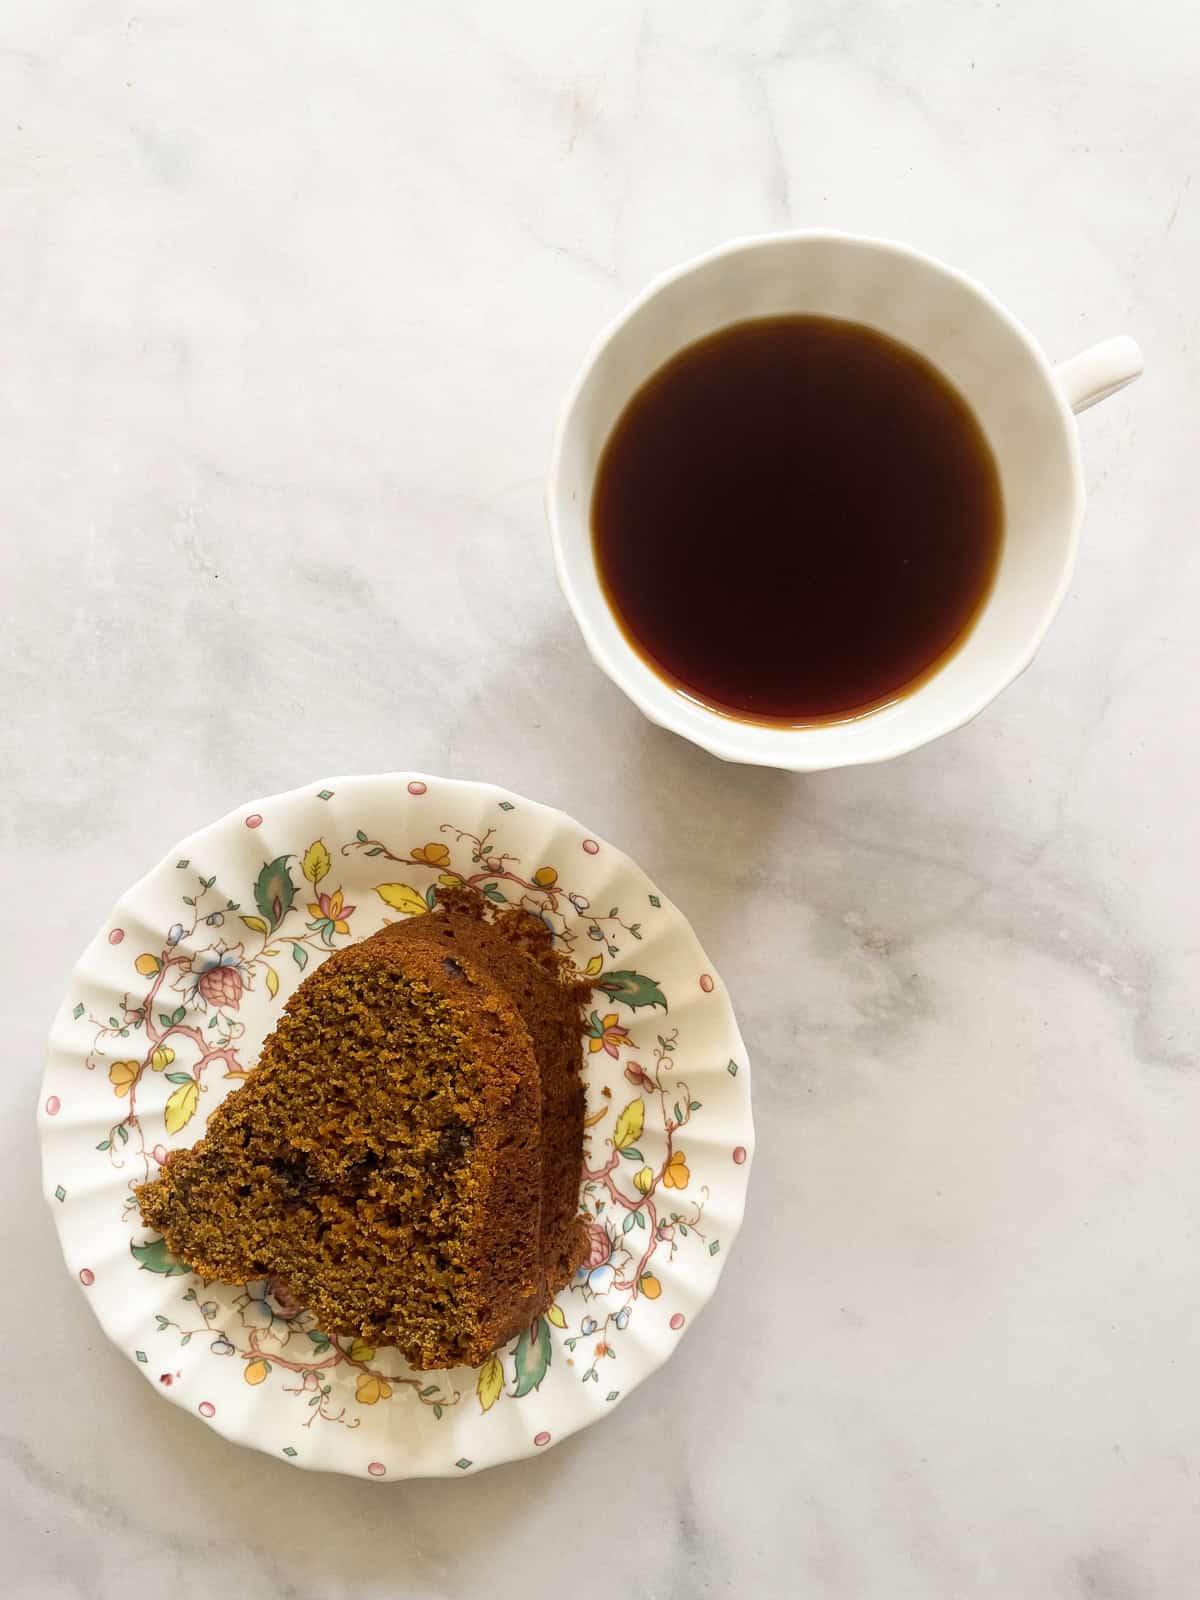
[3,2,1198,1595]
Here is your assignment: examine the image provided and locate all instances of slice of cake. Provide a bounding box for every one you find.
[136,895,589,1370]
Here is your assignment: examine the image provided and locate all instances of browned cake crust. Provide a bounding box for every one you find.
[136,897,589,1369]
[384,890,590,1299]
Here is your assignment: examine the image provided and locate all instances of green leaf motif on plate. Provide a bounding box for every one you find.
[511,1315,552,1397]
[254,855,296,932]
[595,970,668,1013]
[130,1236,190,1276]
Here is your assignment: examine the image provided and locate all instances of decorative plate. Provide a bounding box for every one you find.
[40,775,753,1478]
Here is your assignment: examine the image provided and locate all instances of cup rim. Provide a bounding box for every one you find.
[546,229,1086,771]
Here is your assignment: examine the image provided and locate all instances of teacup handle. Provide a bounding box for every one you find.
[1054,335,1144,414]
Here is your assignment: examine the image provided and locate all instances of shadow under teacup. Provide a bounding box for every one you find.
[547,231,1142,772]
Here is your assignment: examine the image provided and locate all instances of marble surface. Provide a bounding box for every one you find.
[3,2,1198,1594]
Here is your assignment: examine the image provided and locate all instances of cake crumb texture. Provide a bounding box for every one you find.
[136,893,590,1370]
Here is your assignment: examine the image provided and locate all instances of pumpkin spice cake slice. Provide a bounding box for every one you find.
[136,895,590,1371]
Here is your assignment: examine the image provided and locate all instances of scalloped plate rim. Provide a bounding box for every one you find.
[39,772,754,1479]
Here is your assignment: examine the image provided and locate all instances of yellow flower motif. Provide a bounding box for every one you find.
[588,1013,631,1059]
[411,842,451,867]
[134,953,162,977]
[109,1059,139,1097]
[306,887,353,935]
[349,1337,376,1363]
[243,1357,270,1385]
[633,1166,654,1195]
[533,865,558,887]
[639,1274,662,1299]
[150,1045,175,1073]
[355,1373,392,1405]
[661,1149,690,1190]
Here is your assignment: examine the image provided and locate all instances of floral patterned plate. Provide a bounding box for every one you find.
[40,775,753,1478]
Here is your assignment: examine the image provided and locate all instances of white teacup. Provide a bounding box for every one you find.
[547,232,1142,771]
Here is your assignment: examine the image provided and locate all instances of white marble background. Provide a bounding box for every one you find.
[3,2,1198,1595]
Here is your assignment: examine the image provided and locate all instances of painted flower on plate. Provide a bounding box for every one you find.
[265,1276,305,1320]
[587,1011,631,1059]
[575,1221,618,1296]
[306,887,356,945]
[236,1280,298,1339]
[173,941,253,1010]
[661,1150,690,1190]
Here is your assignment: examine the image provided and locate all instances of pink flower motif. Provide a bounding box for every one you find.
[575,1221,616,1296]
[306,887,357,945]
[198,963,243,1009]
[173,941,253,1012]
[266,1276,304,1320]
[587,1012,631,1060]
[580,1221,609,1270]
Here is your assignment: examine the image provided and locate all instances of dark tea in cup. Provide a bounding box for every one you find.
[591,315,1003,725]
